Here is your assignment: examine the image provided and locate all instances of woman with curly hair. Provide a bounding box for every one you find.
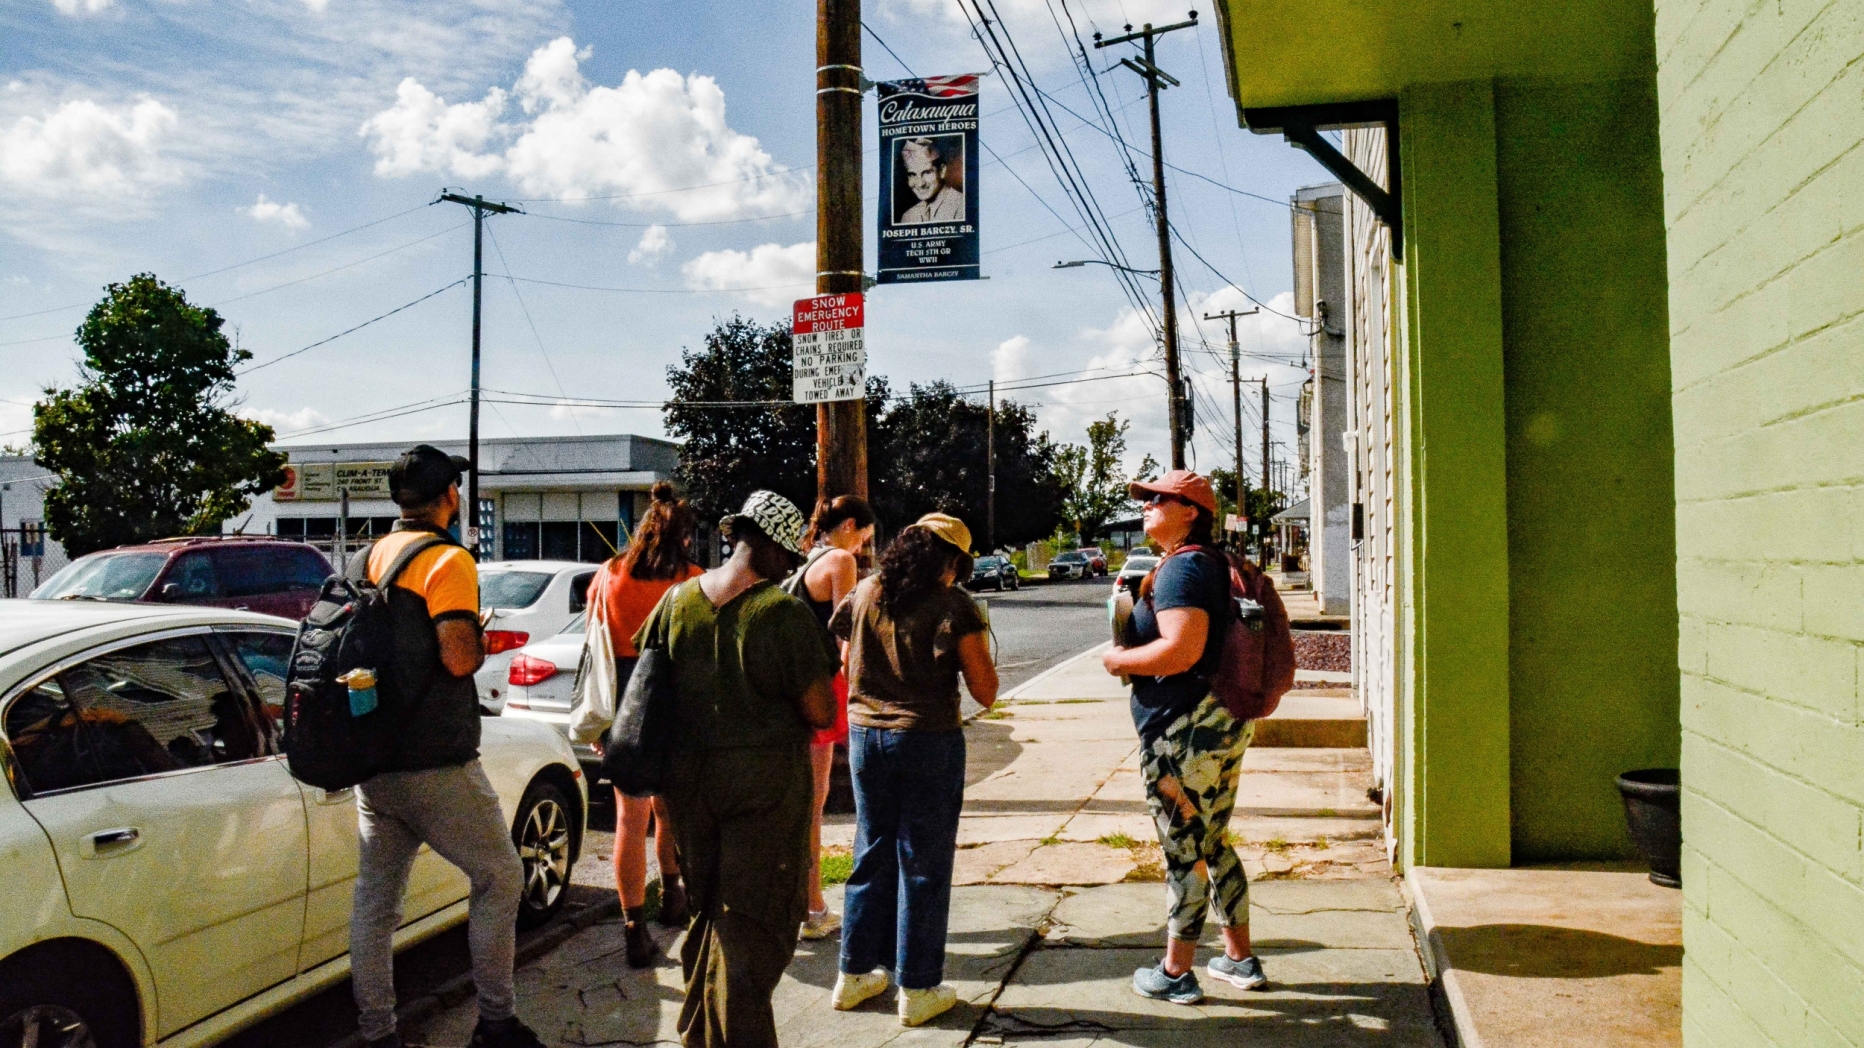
[826,513,998,1027]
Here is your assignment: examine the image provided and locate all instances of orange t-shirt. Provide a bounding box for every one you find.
[367,528,479,621]
[594,560,703,657]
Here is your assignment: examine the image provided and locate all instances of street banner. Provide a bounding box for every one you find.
[876,74,980,284]
[792,293,866,403]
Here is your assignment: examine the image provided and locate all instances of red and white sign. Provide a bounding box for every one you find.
[792,293,866,404]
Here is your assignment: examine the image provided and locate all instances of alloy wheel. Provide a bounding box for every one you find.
[1,1005,96,1048]
[517,797,572,914]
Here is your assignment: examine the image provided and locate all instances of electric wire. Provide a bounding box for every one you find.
[238,278,468,375]
[485,224,582,437]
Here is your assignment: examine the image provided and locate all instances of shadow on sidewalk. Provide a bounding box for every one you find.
[1432,924,1682,978]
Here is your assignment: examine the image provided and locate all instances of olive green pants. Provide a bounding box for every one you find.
[661,744,814,1048]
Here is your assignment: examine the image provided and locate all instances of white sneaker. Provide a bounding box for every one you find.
[832,969,891,1011]
[898,984,958,1027]
[801,908,842,940]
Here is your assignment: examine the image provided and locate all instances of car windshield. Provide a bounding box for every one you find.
[975,557,1001,569]
[1055,552,1085,563]
[480,571,554,609]
[559,617,587,635]
[32,551,169,601]
[1123,557,1159,573]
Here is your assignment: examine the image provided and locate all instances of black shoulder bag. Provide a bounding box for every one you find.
[600,581,684,797]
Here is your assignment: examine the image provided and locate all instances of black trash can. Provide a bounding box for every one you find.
[1617,768,1681,888]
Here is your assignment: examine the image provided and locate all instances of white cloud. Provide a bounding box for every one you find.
[681,241,815,307]
[627,224,672,266]
[359,78,508,180]
[241,406,330,432]
[240,193,309,230]
[51,0,113,14]
[0,97,180,198]
[300,0,330,11]
[361,37,808,221]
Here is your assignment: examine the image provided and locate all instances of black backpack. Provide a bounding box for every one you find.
[282,535,446,790]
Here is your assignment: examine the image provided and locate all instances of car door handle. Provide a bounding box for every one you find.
[314,787,354,805]
[79,827,141,858]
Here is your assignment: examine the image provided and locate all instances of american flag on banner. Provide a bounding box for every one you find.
[891,74,980,98]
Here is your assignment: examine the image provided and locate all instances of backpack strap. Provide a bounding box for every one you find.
[348,533,454,592]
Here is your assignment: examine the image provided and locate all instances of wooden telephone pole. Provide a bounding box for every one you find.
[1097,13,1198,470]
[817,0,867,503]
[1260,376,1272,566]
[1204,306,1258,537]
[439,191,521,556]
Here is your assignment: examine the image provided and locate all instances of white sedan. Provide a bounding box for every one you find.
[0,601,587,1048]
[499,619,600,780]
[476,561,600,713]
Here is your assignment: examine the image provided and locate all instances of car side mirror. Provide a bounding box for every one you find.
[161,583,182,600]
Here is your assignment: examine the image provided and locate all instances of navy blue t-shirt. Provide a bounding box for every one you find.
[1128,549,1232,742]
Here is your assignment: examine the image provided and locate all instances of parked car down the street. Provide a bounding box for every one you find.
[1077,547,1108,576]
[498,619,601,782]
[0,600,586,1048]
[1047,550,1092,580]
[967,555,1020,592]
[475,560,599,714]
[1112,552,1160,597]
[30,536,333,620]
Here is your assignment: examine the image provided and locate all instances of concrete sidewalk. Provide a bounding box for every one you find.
[404,646,1440,1047]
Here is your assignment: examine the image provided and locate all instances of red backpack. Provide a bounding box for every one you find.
[1153,545,1297,723]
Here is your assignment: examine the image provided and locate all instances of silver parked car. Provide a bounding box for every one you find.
[476,561,599,713]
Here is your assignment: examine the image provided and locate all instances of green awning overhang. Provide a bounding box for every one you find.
[1209,0,1657,115]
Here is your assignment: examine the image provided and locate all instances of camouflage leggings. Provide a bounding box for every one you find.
[1140,693,1254,940]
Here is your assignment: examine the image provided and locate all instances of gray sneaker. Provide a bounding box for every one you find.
[1132,962,1204,1005]
[1207,953,1269,990]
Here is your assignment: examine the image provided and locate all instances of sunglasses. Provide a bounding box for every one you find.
[1143,493,1191,508]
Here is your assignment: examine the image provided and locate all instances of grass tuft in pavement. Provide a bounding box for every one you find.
[820,846,853,885]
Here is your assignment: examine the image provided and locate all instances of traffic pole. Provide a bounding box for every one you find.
[1205,306,1258,540]
[816,0,868,503]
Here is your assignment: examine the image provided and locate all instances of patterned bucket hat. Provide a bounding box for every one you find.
[731,490,807,554]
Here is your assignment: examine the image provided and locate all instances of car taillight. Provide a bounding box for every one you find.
[485,630,530,655]
[508,654,558,686]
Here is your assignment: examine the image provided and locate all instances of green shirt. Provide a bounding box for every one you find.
[636,578,838,751]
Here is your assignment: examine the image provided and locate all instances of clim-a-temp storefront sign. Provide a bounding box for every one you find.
[876,75,981,285]
[792,293,866,404]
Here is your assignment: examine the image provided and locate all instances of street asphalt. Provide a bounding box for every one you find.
[240,573,1117,1048]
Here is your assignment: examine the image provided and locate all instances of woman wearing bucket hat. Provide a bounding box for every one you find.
[826,512,999,1027]
[1101,469,1269,1005]
[638,490,840,1048]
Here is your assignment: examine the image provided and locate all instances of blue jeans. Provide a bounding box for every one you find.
[839,725,966,989]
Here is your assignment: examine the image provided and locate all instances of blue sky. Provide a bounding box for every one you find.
[0,0,1332,479]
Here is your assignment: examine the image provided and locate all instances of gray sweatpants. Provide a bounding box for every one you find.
[351,760,523,1041]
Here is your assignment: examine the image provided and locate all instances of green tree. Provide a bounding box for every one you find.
[33,274,286,557]
[663,314,887,525]
[1054,413,1158,541]
[871,381,1064,549]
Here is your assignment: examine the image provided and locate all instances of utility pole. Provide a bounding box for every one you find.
[987,379,997,554]
[817,0,867,503]
[1097,13,1198,470]
[1205,306,1258,539]
[439,191,522,557]
[1260,376,1272,567]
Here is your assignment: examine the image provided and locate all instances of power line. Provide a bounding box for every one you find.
[208,222,468,308]
[507,167,812,204]
[0,202,435,324]
[519,208,814,229]
[498,274,816,295]
[484,224,581,436]
[238,278,467,375]
[276,392,469,439]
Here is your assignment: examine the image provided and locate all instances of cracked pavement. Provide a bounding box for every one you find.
[403,647,1443,1047]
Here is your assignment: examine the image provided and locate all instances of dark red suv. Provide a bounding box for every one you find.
[30,536,334,620]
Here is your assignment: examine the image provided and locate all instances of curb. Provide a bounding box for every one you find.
[323,895,621,1048]
[989,641,1112,709]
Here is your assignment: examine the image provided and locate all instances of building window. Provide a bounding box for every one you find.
[503,522,539,560]
[541,521,578,561]
[581,521,620,563]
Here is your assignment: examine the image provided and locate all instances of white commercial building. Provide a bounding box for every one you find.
[234,434,680,565]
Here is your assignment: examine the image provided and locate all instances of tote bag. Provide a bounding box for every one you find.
[568,566,620,745]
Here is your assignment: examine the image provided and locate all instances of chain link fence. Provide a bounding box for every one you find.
[2,524,70,598]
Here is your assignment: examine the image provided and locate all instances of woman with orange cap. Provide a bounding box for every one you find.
[1102,469,1268,1005]
[825,513,999,1027]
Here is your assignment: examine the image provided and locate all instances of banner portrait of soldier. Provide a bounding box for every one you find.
[893,135,966,226]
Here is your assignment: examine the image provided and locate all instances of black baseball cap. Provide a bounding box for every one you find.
[389,444,471,507]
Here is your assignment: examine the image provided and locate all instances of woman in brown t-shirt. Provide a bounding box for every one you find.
[827,513,998,1027]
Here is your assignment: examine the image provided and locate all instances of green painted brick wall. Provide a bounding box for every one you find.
[1655,0,1864,1042]
[1493,76,1681,862]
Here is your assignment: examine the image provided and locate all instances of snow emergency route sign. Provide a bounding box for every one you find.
[792,293,866,404]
